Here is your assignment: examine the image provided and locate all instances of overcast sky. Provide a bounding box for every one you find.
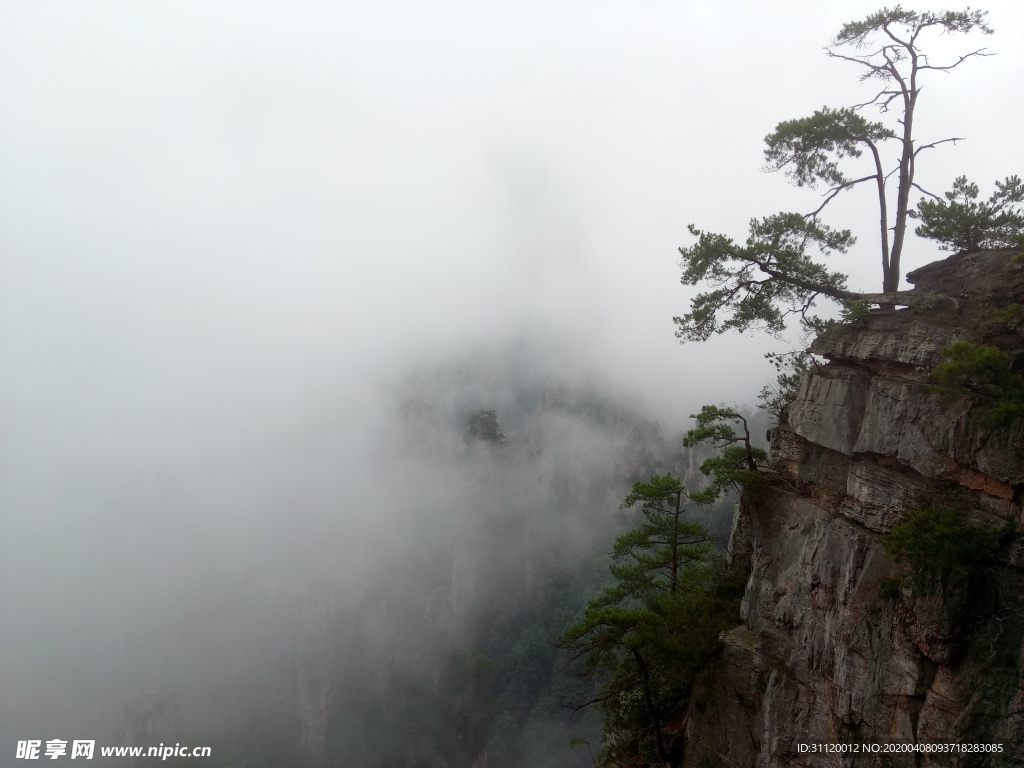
[1,0,1022,745]
[2,2,1022,444]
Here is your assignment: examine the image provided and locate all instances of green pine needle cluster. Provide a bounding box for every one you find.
[931,342,1024,429]
[911,175,1024,252]
[557,474,745,767]
[558,401,765,766]
[683,406,769,501]
[881,506,1013,590]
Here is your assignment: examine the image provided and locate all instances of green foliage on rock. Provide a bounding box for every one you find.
[911,175,1024,252]
[931,341,1024,429]
[995,303,1024,331]
[838,298,871,328]
[882,506,1013,590]
[878,576,902,601]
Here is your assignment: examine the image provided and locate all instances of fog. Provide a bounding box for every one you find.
[2,2,1022,765]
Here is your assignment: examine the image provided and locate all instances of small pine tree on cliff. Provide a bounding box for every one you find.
[558,475,745,767]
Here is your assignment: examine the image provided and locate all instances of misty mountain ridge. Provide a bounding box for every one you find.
[1,336,753,768]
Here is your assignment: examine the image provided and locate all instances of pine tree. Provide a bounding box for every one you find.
[558,475,744,767]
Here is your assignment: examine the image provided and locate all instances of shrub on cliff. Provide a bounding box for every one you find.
[931,342,1024,429]
[911,175,1024,253]
[882,506,1013,590]
[757,351,816,426]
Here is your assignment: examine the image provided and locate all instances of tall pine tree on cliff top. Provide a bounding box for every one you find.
[675,7,1001,342]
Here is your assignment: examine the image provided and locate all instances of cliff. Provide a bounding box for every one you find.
[682,250,1024,767]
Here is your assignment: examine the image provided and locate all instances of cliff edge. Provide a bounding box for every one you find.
[683,249,1024,767]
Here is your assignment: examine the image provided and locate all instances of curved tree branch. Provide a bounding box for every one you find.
[918,49,992,71]
[913,136,964,157]
[806,175,877,218]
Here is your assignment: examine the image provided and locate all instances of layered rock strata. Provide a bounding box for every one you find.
[683,250,1024,767]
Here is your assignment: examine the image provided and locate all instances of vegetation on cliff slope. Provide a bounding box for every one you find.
[558,475,745,768]
[882,506,1013,591]
[931,341,1024,430]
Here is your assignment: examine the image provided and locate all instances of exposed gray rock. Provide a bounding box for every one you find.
[812,313,961,370]
[788,368,868,456]
[683,250,1024,767]
[907,249,1024,305]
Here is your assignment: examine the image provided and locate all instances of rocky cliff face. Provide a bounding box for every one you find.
[682,250,1024,767]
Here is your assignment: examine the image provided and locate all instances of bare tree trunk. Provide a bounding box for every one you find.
[630,648,676,768]
[887,56,921,295]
